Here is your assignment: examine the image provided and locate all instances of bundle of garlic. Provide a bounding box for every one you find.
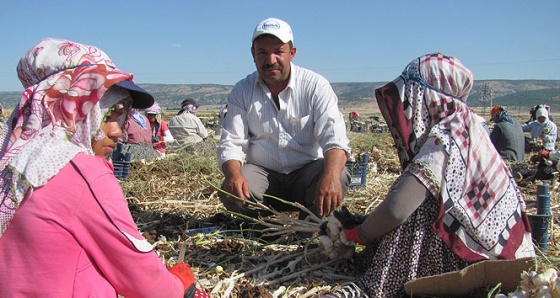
[210,184,357,259]
[209,187,325,241]
[319,215,356,260]
[495,267,560,298]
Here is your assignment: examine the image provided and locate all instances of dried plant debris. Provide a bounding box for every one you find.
[120,131,560,297]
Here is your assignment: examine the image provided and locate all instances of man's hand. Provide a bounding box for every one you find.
[314,149,348,217]
[221,160,250,203]
[315,174,343,217]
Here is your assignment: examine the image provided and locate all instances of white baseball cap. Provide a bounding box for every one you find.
[252,17,293,44]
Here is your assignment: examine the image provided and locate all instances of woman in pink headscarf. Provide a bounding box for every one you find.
[322,53,535,298]
[145,101,174,155]
[0,38,208,298]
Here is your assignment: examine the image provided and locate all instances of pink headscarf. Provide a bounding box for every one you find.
[0,38,137,236]
[145,102,161,115]
[375,53,533,261]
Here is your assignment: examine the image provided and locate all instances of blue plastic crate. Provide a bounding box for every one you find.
[113,160,131,180]
[112,142,131,180]
[345,154,369,188]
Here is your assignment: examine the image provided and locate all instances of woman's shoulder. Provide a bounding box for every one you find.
[69,154,115,181]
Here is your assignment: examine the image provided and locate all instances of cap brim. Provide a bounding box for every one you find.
[252,32,291,44]
[115,80,154,109]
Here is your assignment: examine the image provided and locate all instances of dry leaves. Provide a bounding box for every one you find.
[119,131,560,297]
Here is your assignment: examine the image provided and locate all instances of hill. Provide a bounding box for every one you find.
[1,80,559,111]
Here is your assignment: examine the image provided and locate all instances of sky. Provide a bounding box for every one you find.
[1,1,559,91]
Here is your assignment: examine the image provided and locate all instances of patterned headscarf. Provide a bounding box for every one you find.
[145,102,162,122]
[145,102,161,115]
[0,38,136,236]
[180,104,198,115]
[375,53,533,261]
[491,110,514,124]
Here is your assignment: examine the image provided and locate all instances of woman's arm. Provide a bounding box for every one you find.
[72,160,185,297]
[357,172,431,243]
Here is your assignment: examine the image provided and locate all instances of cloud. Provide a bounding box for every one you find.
[170,43,182,48]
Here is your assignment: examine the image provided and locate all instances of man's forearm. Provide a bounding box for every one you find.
[221,160,243,177]
[323,149,348,176]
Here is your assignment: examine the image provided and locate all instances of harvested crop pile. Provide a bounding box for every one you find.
[119,131,560,297]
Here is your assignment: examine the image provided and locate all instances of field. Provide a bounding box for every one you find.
[119,107,560,297]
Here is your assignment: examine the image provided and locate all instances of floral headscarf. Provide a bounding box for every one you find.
[375,53,534,261]
[145,102,161,116]
[145,102,162,122]
[0,38,137,236]
[491,110,514,124]
[181,104,198,115]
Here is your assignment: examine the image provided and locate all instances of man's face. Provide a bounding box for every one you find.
[251,35,296,88]
[538,116,546,123]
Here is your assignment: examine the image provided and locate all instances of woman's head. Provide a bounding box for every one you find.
[0,38,156,235]
[536,108,549,124]
[145,102,161,123]
[5,38,154,159]
[91,87,134,158]
[179,98,200,115]
[375,53,473,166]
[490,105,514,124]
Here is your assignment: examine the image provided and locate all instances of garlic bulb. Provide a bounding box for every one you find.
[521,271,537,290]
[319,229,355,260]
[535,285,552,298]
[508,287,530,298]
[319,235,335,259]
[543,268,558,285]
[326,216,341,240]
[534,272,550,287]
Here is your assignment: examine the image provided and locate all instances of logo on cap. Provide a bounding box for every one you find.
[262,21,280,30]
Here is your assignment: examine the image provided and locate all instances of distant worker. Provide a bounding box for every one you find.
[122,109,162,161]
[349,111,359,122]
[522,106,557,151]
[145,102,174,156]
[349,111,361,132]
[214,104,228,138]
[527,104,553,123]
[489,105,525,162]
[525,149,559,182]
[168,98,209,151]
